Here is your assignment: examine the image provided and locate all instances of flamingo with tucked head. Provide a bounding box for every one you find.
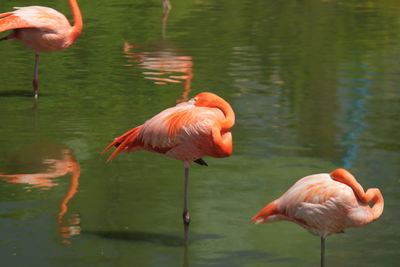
[103,92,235,244]
[251,168,384,267]
[0,0,83,98]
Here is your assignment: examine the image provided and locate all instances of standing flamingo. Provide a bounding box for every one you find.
[251,168,384,267]
[0,0,83,98]
[103,92,235,244]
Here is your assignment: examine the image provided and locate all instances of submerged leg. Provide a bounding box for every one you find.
[321,236,326,267]
[183,165,190,245]
[33,54,39,98]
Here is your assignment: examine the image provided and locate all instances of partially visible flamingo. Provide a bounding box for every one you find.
[103,92,235,244]
[251,168,384,267]
[0,0,83,98]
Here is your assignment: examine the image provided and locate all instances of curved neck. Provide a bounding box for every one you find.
[330,168,368,203]
[68,0,83,41]
[216,100,235,130]
[366,188,384,221]
[331,169,384,221]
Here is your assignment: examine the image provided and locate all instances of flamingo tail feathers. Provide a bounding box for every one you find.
[102,126,143,162]
[251,200,279,224]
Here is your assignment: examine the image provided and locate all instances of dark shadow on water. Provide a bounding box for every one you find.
[0,90,35,97]
[198,250,296,267]
[84,230,222,247]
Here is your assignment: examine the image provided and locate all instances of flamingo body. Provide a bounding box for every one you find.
[0,7,73,52]
[0,2,82,53]
[103,92,235,163]
[103,92,235,244]
[0,0,82,97]
[252,169,384,237]
[252,169,384,266]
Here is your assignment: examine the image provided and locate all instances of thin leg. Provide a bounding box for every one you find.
[33,54,39,98]
[321,236,326,267]
[182,166,190,245]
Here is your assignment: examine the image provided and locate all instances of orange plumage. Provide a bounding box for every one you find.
[103,92,235,164]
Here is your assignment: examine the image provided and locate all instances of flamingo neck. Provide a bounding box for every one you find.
[216,100,235,131]
[68,0,83,42]
[367,188,384,221]
[330,168,368,203]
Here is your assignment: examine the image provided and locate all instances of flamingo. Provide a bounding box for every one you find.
[0,0,83,98]
[251,168,384,267]
[103,92,235,244]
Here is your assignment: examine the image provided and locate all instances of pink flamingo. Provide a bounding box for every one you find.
[0,0,83,98]
[103,92,235,244]
[251,168,384,266]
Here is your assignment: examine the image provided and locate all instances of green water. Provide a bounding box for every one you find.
[0,0,399,266]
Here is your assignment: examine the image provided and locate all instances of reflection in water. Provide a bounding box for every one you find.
[183,245,189,267]
[339,64,372,169]
[0,145,81,244]
[162,0,172,24]
[86,230,221,267]
[124,3,193,103]
[124,43,193,102]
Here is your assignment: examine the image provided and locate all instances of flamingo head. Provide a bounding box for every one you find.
[330,168,356,183]
[191,92,227,108]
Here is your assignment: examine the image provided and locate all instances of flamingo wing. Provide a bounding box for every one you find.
[278,174,360,234]
[0,7,70,33]
[0,13,35,32]
[103,102,225,162]
[138,102,224,150]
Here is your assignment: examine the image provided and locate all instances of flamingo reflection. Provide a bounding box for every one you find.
[124,3,193,103]
[0,146,81,243]
[162,0,172,23]
[124,42,193,102]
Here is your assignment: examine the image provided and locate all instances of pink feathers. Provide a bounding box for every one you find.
[251,169,384,237]
[103,92,235,164]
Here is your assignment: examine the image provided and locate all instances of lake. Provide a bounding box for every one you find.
[0,0,399,266]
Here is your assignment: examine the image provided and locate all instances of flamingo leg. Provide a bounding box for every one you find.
[321,236,326,267]
[33,53,39,98]
[183,165,190,245]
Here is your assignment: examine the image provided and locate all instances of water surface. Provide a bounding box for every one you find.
[0,0,399,266]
